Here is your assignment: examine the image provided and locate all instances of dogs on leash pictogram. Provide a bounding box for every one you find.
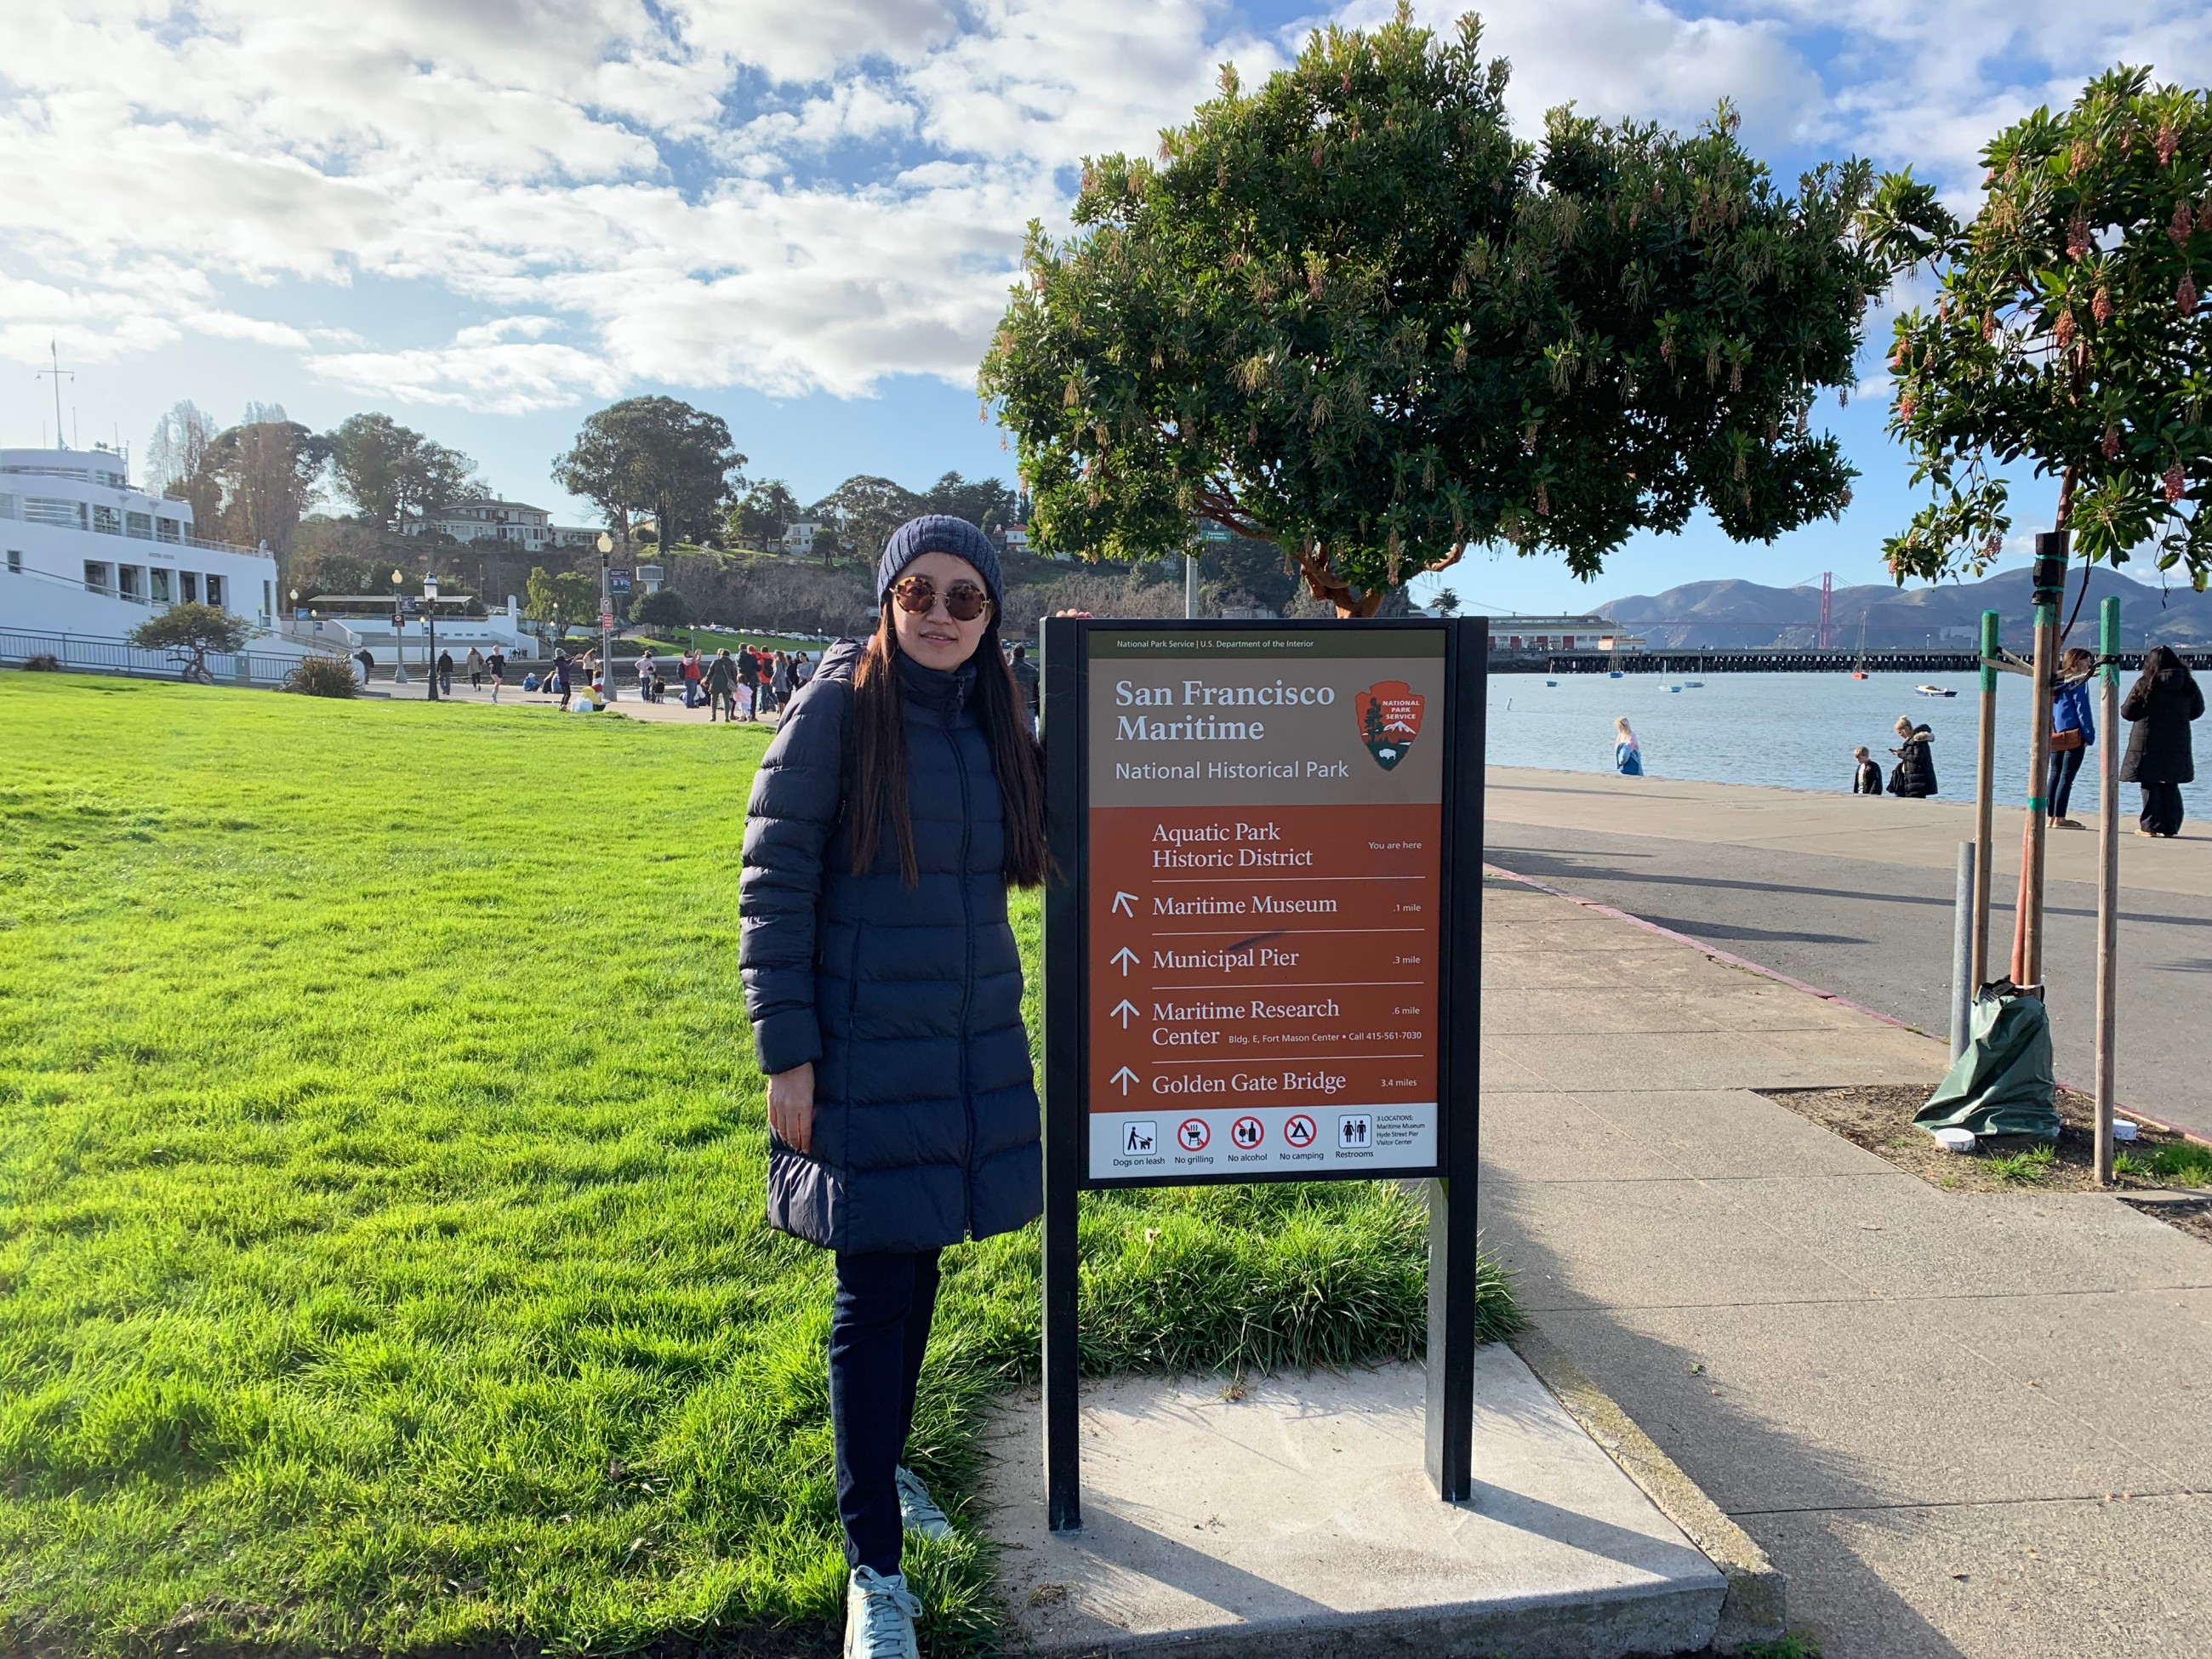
[1284,1114,1318,1148]
[1177,1118,1211,1151]
[1230,1115,1264,1149]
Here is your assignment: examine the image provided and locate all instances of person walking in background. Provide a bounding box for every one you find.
[436,650,454,695]
[466,646,485,690]
[2121,645,2203,837]
[1852,745,1883,794]
[1010,643,1040,733]
[737,644,763,721]
[2047,646,2096,828]
[704,647,738,722]
[354,647,373,687]
[771,648,794,717]
[636,647,658,702]
[791,649,813,688]
[1887,715,1938,796]
[740,514,1046,1659]
[681,647,704,708]
[487,647,505,704]
[550,650,574,712]
[1614,717,1643,776]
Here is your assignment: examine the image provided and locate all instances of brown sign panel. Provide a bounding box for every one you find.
[1081,627,1447,1183]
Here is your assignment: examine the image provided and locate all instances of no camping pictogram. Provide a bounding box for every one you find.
[1284,1114,1318,1148]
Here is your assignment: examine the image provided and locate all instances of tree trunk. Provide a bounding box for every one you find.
[1293,539,1385,618]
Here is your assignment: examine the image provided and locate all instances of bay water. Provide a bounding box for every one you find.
[1486,670,2208,824]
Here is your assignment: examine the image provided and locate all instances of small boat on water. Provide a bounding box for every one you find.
[1914,683,1957,698]
[1681,680,1704,689]
[1850,670,1869,680]
[1667,685,1682,693]
[1608,670,1623,679]
[1544,679,1557,687]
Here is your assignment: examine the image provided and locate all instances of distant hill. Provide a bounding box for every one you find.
[1594,567,2212,652]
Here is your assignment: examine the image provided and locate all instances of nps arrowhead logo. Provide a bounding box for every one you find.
[1354,681,1425,770]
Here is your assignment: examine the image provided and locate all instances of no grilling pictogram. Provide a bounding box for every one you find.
[1177,1118,1211,1151]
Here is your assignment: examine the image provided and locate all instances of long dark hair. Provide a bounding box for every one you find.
[848,604,1049,887]
[2132,644,2192,700]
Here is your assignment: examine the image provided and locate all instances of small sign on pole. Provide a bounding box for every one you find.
[1040,617,1486,1532]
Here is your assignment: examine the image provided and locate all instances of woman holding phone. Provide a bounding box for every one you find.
[739,516,1048,1659]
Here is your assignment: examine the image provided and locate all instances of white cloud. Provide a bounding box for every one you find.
[3,0,2209,414]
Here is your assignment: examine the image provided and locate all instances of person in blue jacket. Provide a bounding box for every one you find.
[738,516,1048,1659]
[2047,647,2096,828]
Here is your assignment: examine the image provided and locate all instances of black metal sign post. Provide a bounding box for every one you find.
[1040,616,1486,1530]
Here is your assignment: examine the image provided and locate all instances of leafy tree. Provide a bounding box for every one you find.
[632,589,693,628]
[204,407,332,561]
[809,476,922,563]
[729,479,803,547]
[980,9,1888,614]
[129,603,249,684]
[1863,66,2212,597]
[1432,587,1462,617]
[553,397,745,550]
[328,413,481,533]
[524,567,598,649]
[919,470,1020,531]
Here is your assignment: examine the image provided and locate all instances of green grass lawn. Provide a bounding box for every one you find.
[0,673,1516,1658]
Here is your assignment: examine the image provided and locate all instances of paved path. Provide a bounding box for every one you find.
[1485,767,2212,1140]
[1477,872,2212,1658]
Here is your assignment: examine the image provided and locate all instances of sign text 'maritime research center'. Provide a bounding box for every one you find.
[1083,627,1447,1184]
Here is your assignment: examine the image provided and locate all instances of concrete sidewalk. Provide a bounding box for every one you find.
[1488,766,2210,898]
[1479,872,2212,1657]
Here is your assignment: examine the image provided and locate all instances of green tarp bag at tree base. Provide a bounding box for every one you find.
[1915,982,2060,1139]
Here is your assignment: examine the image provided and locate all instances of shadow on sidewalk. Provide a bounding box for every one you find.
[1472,1166,1972,1659]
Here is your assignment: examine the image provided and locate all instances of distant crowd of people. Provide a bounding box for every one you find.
[1841,647,2200,831]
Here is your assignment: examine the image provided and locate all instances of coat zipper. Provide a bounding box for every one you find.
[949,703,977,1238]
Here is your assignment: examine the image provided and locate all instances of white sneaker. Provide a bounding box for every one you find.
[895,1465,954,1540]
[844,1566,921,1659]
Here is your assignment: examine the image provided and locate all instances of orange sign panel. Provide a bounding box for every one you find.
[1083,630,1446,1183]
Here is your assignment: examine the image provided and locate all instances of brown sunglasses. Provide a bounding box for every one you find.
[889,574,992,621]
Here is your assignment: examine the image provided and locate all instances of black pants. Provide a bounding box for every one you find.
[2141,781,2186,836]
[2047,744,2086,819]
[830,1248,941,1576]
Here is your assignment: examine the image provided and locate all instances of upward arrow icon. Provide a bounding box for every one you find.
[1111,890,1138,916]
[1111,998,1139,1028]
[1111,946,1139,975]
[1111,1066,1140,1094]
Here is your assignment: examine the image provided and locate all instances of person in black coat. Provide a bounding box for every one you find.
[1851,745,1883,795]
[739,515,1048,1657]
[2121,646,2203,837]
[1886,716,1938,797]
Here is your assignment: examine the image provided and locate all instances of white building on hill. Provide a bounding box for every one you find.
[0,445,288,642]
[409,499,554,547]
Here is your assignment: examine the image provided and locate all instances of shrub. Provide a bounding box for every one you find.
[24,653,60,671]
[283,653,359,698]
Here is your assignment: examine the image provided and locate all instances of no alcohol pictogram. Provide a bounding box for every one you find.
[1284,1114,1318,1148]
[1230,1115,1264,1149]
[1177,1118,1211,1151]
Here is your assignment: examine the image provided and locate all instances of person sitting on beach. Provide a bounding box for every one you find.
[1614,717,1643,776]
[1852,745,1883,795]
[1887,716,1938,797]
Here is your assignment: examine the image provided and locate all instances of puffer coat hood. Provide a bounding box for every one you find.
[738,637,1042,1254]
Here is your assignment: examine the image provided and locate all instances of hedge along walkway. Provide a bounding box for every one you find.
[0,675,1519,1658]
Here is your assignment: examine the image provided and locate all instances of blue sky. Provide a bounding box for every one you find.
[4,0,2207,613]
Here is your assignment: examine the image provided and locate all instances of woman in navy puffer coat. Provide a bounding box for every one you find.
[739,516,1047,1658]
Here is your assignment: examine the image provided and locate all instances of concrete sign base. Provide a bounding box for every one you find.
[982,1348,1735,1659]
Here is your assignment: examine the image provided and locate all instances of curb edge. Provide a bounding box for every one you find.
[1508,1325,1786,1654]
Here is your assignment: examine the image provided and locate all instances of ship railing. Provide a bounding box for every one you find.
[0,627,329,688]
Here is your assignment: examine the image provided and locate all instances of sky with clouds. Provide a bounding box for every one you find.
[3,0,2209,612]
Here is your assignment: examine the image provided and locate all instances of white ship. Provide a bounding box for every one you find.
[0,443,537,680]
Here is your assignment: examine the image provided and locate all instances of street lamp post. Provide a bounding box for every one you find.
[391,568,410,684]
[424,573,441,701]
[596,532,615,701]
